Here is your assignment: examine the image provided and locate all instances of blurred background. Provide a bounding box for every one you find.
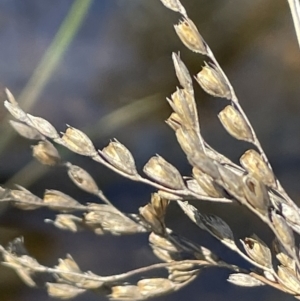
[0,0,300,300]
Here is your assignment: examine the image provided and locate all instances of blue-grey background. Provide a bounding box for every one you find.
[0,0,299,300]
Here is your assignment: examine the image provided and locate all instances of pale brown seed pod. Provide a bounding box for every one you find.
[4,100,28,123]
[240,149,276,188]
[192,167,223,198]
[160,0,186,15]
[242,175,270,214]
[56,255,84,283]
[218,105,254,142]
[137,278,175,297]
[174,17,207,54]
[172,52,193,91]
[196,63,231,99]
[143,155,185,190]
[32,140,61,166]
[110,285,142,300]
[241,234,272,268]
[27,114,59,139]
[100,139,137,175]
[271,210,295,249]
[46,283,85,299]
[43,190,82,212]
[10,120,44,140]
[61,125,96,156]
[277,265,300,294]
[66,163,99,195]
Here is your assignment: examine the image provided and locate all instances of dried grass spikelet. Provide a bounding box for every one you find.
[167,88,196,127]
[100,139,137,175]
[66,163,99,195]
[192,167,223,198]
[196,62,231,99]
[10,186,43,210]
[143,155,185,190]
[110,285,142,300]
[151,193,169,220]
[139,203,166,235]
[43,190,82,212]
[46,282,85,299]
[240,149,276,188]
[217,164,245,200]
[159,0,187,16]
[137,278,175,297]
[241,234,272,268]
[276,252,296,271]
[166,112,183,131]
[56,255,84,283]
[46,214,83,232]
[168,269,199,284]
[61,125,96,156]
[172,52,193,91]
[200,214,234,244]
[218,105,253,142]
[32,140,61,166]
[149,232,179,254]
[84,204,146,235]
[4,100,28,123]
[270,210,295,249]
[242,175,270,214]
[174,17,207,54]
[188,151,220,180]
[277,265,300,294]
[9,120,44,140]
[175,126,202,157]
[2,238,41,287]
[227,273,265,287]
[2,253,40,287]
[27,114,59,139]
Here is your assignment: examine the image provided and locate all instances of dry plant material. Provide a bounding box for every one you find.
[1,0,300,300]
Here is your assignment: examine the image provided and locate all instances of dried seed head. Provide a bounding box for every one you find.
[66,163,99,195]
[150,193,169,220]
[241,234,272,267]
[56,255,83,283]
[100,140,137,175]
[227,273,265,287]
[10,187,43,210]
[188,151,220,180]
[4,100,28,123]
[196,63,231,99]
[166,112,183,131]
[200,214,234,245]
[46,214,83,232]
[175,127,202,157]
[61,125,96,156]
[84,205,146,235]
[169,269,199,284]
[240,149,276,188]
[172,52,193,91]
[271,210,295,249]
[26,114,59,139]
[174,17,207,54]
[143,155,185,190]
[242,175,270,214]
[277,265,300,294]
[137,278,175,297]
[160,0,187,16]
[217,164,245,201]
[46,283,85,299]
[139,203,166,235]
[43,190,82,212]
[149,232,179,253]
[32,140,61,166]
[192,167,223,198]
[10,120,44,140]
[168,88,196,127]
[110,285,142,300]
[276,252,296,271]
[218,105,253,142]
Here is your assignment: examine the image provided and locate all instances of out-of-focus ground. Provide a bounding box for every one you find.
[0,0,299,300]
